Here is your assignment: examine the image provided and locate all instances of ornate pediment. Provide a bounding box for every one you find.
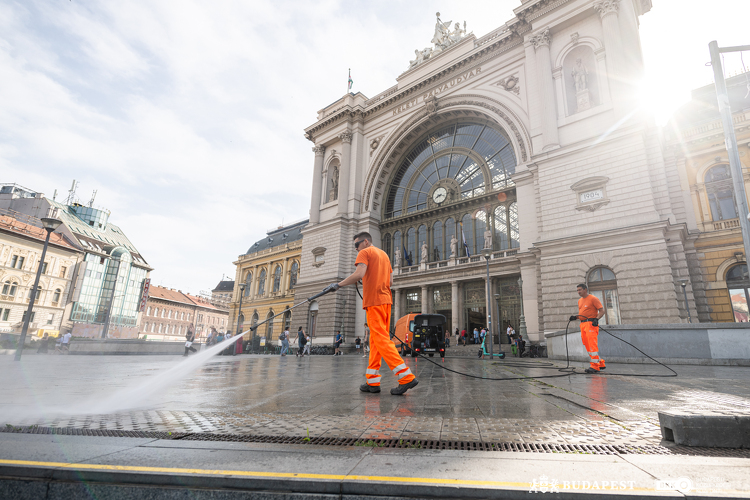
[407,12,468,70]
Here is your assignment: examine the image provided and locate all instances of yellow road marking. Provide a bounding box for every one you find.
[0,458,741,494]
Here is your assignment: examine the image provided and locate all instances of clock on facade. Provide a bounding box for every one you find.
[432,187,447,204]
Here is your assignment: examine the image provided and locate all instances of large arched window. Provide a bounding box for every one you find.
[586,267,620,325]
[252,312,259,329]
[382,234,392,261]
[461,214,473,257]
[273,265,282,293]
[266,310,274,337]
[244,272,252,297]
[706,165,737,221]
[475,210,487,253]
[257,269,266,297]
[289,261,299,290]
[384,122,517,219]
[52,288,62,305]
[406,227,415,265]
[432,220,443,260]
[727,263,749,322]
[1,280,18,299]
[444,218,456,256]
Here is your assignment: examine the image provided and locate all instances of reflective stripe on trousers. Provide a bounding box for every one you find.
[365,303,415,386]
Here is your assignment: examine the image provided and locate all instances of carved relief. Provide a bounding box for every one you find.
[493,75,520,95]
[424,95,439,118]
[370,135,384,157]
[339,131,353,144]
[312,145,326,156]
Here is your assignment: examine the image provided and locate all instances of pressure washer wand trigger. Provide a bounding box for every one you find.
[306,284,339,302]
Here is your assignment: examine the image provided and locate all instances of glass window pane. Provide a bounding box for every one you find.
[509,202,520,248]
[729,288,749,322]
[475,211,487,254]
[432,221,443,261]
[493,206,508,250]
[461,214,473,257]
[417,225,427,264]
[444,218,456,257]
[601,268,616,281]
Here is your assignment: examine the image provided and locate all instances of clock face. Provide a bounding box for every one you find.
[432,187,447,204]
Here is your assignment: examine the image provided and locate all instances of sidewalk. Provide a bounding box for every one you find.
[1,353,749,497]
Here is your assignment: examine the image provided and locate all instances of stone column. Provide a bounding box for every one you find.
[393,288,402,322]
[421,285,430,314]
[594,0,627,116]
[310,145,325,224]
[618,0,643,79]
[512,165,539,250]
[519,254,541,342]
[337,131,353,215]
[451,281,459,333]
[530,28,559,150]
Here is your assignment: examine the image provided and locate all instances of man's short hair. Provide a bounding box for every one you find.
[577,283,588,290]
[353,232,372,243]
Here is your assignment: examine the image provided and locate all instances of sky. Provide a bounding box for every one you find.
[1,0,748,295]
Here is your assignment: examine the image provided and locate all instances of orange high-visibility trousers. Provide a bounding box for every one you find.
[365,304,415,387]
[580,321,605,370]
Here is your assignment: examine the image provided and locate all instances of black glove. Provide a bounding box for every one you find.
[591,318,599,327]
[322,283,340,294]
[569,315,578,322]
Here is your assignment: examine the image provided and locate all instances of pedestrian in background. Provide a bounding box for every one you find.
[279,328,290,356]
[183,325,197,357]
[37,333,50,354]
[303,331,312,356]
[473,327,479,345]
[334,330,343,355]
[296,326,306,357]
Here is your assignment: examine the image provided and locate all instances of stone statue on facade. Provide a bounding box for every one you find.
[449,235,458,258]
[571,58,588,93]
[394,247,401,268]
[484,229,492,250]
[407,12,467,70]
[421,241,428,263]
[571,58,591,112]
[328,165,339,202]
[433,246,440,261]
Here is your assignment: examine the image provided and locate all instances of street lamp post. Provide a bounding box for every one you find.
[481,248,493,358]
[518,277,527,340]
[237,283,246,335]
[15,217,62,361]
[680,280,692,324]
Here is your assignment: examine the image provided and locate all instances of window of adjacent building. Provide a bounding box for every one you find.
[22,311,35,322]
[1,309,9,321]
[158,324,162,333]
[40,262,48,274]
[258,269,266,297]
[2,280,18,298]
[47,313,54,325]
[705,165,738,221]
[586,267,621,325]
[59,266,67,278]
[168,310,172,319]
[289,262,299,290]
[161,309,165,318]
[273,265,282,293]
[10,255,24,269]
[52,289,61,305]
[244,272,252,297]
[150,323,155,332]
[266,310,274,337]
[27,285,42,304]
[727,263,749,322]
[180,312,184,320]
[147,306,151,315]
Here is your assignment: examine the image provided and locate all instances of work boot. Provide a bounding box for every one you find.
[599,366,606,370]
[360,384,381,393]
[390,379,419,395]
[584,368,599,374]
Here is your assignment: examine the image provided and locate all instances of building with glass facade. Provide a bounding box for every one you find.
[296,0,703,344]
[0,186,152,338]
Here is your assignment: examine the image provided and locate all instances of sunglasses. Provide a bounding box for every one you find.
[354,239,365,249]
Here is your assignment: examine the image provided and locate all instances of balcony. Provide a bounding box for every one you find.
[712,218,741,231]
[396,249,519,276]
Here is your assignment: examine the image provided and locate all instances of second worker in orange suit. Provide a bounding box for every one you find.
[569,283,606,374]
[327,231,418,395]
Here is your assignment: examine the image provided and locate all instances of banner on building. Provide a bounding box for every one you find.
[139,278,151,312]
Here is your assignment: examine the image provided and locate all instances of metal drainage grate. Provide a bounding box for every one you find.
[2,426,749,457]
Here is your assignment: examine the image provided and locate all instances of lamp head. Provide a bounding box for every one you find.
[41,217,62,232]
[480,248,492,260]
[679,279,687,288]
[239,283,246,291]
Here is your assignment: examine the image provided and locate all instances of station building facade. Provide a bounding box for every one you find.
[295,0,701,342]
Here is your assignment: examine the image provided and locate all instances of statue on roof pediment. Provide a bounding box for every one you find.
[407,12,467,70]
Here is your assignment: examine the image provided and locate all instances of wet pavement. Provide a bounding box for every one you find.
[3,350,750,447]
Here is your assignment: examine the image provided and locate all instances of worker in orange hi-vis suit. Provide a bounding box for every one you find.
[327,231,418,396]
[569,283,606,374]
